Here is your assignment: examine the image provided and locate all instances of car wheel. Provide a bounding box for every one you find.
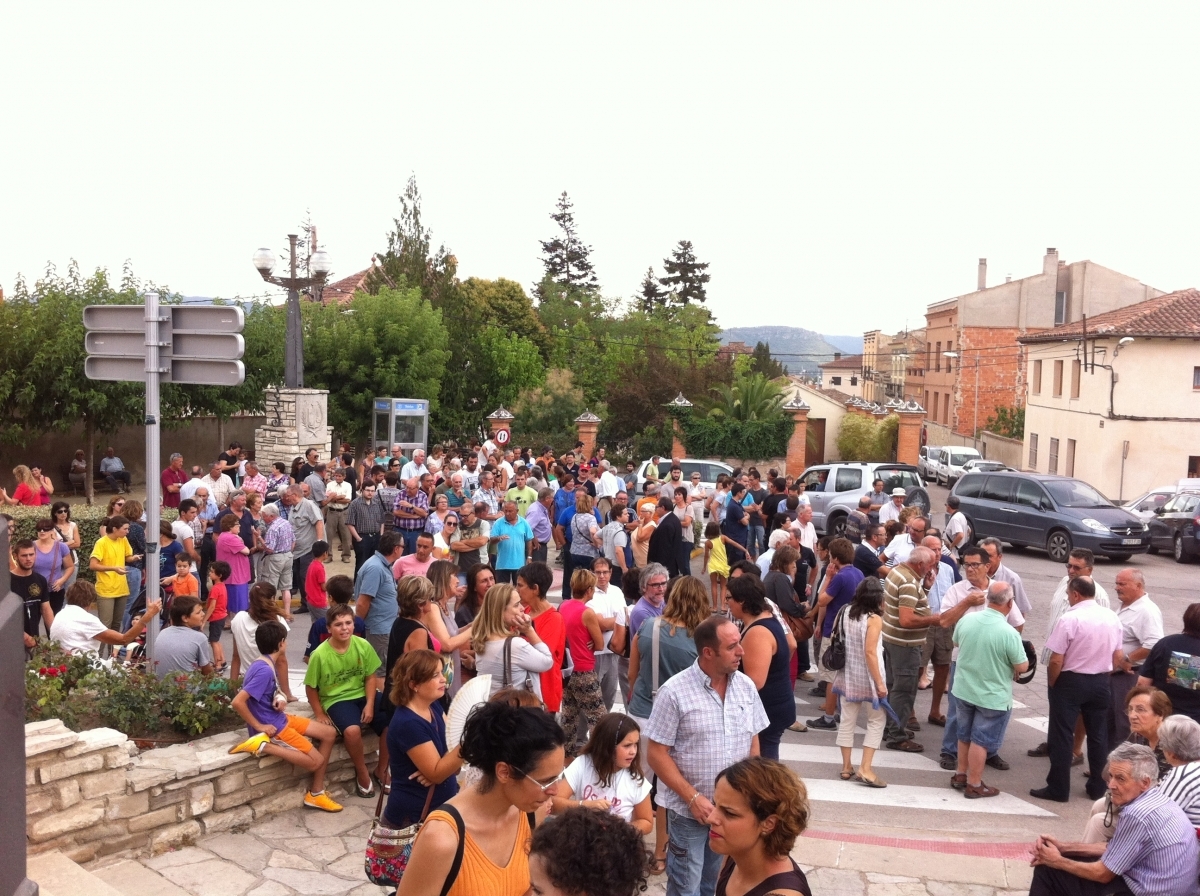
[1175,535,1190,564]
[827,513,847,538]
[1107,553,1133,562]
[905,486,930,516]
[1046,530,1072,563]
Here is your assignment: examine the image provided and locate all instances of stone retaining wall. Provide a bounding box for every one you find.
[25,714,378,866]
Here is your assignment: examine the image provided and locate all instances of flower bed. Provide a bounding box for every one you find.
[27,641,243,740]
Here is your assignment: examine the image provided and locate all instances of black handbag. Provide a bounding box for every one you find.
[821,607,848,671]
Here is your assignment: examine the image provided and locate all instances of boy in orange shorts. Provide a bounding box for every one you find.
[228,620,342,812]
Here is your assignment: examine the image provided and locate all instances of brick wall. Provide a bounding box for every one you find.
[954,328,1028,438]
[25,715,376,866]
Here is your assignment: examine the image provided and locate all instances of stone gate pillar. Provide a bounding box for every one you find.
[486,406,514,450]
[574,410,601,463]
[254,387,334,470]
[666,393,692,461]
[895,400,925,465]
[784,397,810,477]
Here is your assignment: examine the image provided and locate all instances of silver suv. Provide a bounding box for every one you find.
[797,462,931,537]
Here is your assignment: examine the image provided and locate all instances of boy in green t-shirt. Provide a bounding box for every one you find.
[303,604,381,798]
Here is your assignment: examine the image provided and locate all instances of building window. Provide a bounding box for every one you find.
[830,376,842,386]
[1033,360,1042,394]
[927,342,932,370]
[925,390,930,411]
[1029,433,1039,468]
[1053,360,1064,397]
[946,342,953,372]
[1066,439,1076,477]
[1193,367,1200,390]
[933,392,939,420]
[1071,360,1081,399]
[850,376,858,386]
[943,393,951,425]
[1055,291,1067,326]
[1048,438,1060,474]
[935,342,942,372]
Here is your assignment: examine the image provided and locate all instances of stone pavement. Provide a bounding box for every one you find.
[74,794,1035,896]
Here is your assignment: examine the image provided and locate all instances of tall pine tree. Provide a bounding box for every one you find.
[638,266,667,311]
[535,192,599,301]
[750,341,786,378]
[660,239,710,304]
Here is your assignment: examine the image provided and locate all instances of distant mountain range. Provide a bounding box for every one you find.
[719,327,863,375]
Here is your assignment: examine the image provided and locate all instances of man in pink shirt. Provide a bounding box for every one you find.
[240,461,269,500]
[391,532,435,580]
[1030,576,1121,804]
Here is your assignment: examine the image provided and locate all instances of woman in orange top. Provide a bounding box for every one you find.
[398,701,565,896]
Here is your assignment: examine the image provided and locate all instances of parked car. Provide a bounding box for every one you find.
[634,458,734,497]
[934,445,982,486]
[918,446,943,482]
[1123,484,1181,523]
[960,459,1012,475]
[951,471,1149,563]
[797,462,930,537]
[1146,490,1200,562]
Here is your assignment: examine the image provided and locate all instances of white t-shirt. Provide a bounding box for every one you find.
[231,612,290,667]
[563,753,652,823]
[588,587,627,655]
[171,520,195,548]
[50,604,109,655]
[944,511,970,552]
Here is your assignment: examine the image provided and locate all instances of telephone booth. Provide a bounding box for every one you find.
[372,398,429,456]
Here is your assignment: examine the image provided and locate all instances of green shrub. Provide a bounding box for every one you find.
[672,411,791,460]
[25,640,240,739]
[836,413,899,462]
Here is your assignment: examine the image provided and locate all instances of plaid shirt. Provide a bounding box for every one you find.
[263,517,295,554]
[471,487,500,518]
[241,473,269,500]
[346,495,387,537]
[393,488,429,531]
[644,661,769,816]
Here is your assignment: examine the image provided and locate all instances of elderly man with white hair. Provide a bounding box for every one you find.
[257,503,295,607]
[882,545,941,752]
[399,449,428,483]
[1029,742,1200,895]
[756,528,792,577]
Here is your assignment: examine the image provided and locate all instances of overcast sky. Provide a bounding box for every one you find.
[4,4,1199,337]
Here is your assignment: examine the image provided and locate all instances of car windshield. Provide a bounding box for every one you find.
[946,451,978,466]
[1043,479,1113,509]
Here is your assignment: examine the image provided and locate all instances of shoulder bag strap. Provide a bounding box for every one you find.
[526,810,537,831]
[503,635,514,688]
[651,617,663,699]
[438,805,468,896]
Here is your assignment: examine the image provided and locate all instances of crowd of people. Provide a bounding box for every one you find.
[13,438,1200,894]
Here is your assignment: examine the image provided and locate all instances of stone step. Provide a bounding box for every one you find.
[27,851,129,896]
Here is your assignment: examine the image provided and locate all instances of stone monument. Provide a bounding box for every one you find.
[254,387,334,469]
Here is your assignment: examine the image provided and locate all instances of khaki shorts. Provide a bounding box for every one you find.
[921,625,954,666]
[259,551,293,592]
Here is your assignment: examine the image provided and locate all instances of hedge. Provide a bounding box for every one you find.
[673,412,791,460]
[5,504,179,582]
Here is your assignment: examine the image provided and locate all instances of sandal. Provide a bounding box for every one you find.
[839,770,854,780]
[853,773,887,788]
[927,714,946,727]
[650,856,667,875]
[355,780,375,799]
[371,770,391,795]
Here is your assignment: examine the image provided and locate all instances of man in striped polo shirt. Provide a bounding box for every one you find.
[882,546,940,752]
[1030,742,1200,895]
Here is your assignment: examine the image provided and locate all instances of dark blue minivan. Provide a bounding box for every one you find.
[950,471,1150,563]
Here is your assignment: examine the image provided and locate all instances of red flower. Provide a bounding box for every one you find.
[46,668,58,678]
[58,665,68,674]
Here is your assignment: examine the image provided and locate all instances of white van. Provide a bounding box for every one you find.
[935,446,982,487]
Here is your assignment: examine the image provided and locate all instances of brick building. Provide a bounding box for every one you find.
[923,249,1163,438]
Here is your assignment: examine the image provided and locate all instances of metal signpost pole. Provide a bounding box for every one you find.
[144,292,162,658]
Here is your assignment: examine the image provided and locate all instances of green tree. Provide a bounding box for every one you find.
[512,368,590,438]
[661,240,710,304]
[535,192,599,300]
[836,413,899,462]
[474,326,545,411]
[750,341,786,378]
[638,266,667,311]
[364,175,458,308]
[459,278,548,357]
[704,371,785,422]
[303,287,449,445]
[984,405,1025,439]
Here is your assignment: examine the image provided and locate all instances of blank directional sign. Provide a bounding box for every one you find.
[84,303,246,385]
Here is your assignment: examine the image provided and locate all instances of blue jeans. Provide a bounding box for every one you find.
[398,529,421,556]
[121,568,143,631]
[747,524,765,557]
[666,809,722,896]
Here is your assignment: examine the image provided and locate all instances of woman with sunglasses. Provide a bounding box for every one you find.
[398,700,565,896]
[431,509,456,561]
[33,518,74,615]
[51,502,81,589]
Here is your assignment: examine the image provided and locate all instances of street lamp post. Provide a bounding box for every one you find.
[253,235,332,388]
[943,350,978,449]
